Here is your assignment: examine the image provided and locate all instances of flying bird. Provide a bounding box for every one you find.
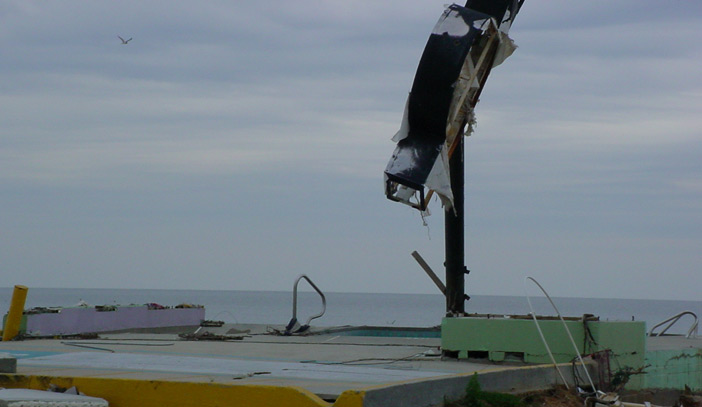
[118,36,132,44]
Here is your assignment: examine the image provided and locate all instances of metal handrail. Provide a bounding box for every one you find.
[284,275,326,335]
[648,311,698,339]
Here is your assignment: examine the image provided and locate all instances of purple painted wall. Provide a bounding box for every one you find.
[24,305,205,336]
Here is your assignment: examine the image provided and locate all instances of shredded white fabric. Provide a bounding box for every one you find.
[424,145,454,211]
[493,31,517,67]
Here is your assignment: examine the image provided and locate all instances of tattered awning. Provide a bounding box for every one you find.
[384,1,523,212]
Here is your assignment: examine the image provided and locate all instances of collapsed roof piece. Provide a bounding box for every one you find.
[384,1,523,212]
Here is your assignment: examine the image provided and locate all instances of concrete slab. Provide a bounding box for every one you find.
[0,323,597,406]
[0,325,483,398]
[0,388,107,407]
[646,335,702,351]
[20,351,450,383]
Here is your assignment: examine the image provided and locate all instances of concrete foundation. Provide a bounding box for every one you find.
[0,388,107,407]
[0,323,699,407]
[0,353,16,373]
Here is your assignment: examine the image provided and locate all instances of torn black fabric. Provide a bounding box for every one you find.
[384,5,489,205]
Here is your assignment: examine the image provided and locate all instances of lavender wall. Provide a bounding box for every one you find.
[24,306,205,336]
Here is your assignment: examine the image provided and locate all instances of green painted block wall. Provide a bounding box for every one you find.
[442,317,585,364]
[584,321,647,389]
[644,349,702,391]
[441,317,646,387]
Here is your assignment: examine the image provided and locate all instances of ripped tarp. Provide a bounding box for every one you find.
[384,1,523,212]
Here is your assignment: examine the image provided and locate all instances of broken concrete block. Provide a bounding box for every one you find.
[0,389,108,407]
[0,353,16,373]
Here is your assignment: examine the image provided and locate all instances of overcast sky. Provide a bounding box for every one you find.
[1,0,701,301]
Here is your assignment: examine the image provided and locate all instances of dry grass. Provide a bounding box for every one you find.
[521,387,584,407]
[443,377,584,407]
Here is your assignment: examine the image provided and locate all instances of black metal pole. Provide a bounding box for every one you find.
[445,134,466,315]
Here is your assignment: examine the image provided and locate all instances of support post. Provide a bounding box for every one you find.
[445,136,466,315]
[3,285,28,341]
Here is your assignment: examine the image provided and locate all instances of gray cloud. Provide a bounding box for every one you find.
[1,0,701,301]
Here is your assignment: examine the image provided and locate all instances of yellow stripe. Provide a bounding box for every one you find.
[0,374,338,407]
[333,390,365,407]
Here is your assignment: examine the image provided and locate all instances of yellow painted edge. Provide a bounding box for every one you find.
[2,285,28,341]
[0,374,332,407]
[0,364,574,407]
[333,389,365,407]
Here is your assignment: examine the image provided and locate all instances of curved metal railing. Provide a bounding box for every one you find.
[648,311,698,339]
[284,274,326,335]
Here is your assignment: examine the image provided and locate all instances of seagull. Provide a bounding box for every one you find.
[118,36,132,44]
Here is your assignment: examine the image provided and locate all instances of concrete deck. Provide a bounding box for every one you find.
[646,335,702,351]
[0,324,588,407]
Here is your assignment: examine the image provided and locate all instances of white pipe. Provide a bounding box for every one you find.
[524,276,597,392]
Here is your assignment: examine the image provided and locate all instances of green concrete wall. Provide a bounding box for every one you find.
[442,317,584,363]
[441,317,647,387]
[644,348,702,391]
[585,321,647,389]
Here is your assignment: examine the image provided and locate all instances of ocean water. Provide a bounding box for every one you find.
[1,287,700,334]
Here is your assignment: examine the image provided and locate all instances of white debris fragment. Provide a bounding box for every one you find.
[0,388,108,407]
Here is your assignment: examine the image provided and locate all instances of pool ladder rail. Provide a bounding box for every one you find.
[284,274,326,335]
[648,311,698,339]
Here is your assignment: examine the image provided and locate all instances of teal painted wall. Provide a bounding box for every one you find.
[644,348,702,391]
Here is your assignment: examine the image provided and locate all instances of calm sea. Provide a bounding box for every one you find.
[1,287,700,334]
